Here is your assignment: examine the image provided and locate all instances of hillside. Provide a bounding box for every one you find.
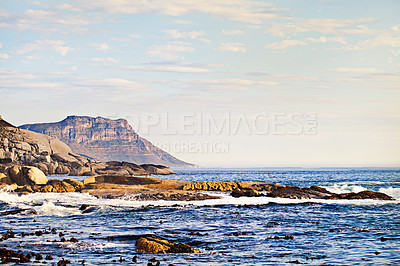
[20,116,196,168]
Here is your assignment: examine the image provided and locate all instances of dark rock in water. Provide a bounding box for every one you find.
[136,236,202,254]
[0,247,31,264]
[79,204,97,211]
[231,188,262,197]
[267,186,393,201]
[267,186,332,199]
[0,208,37,216]
[327,190,393,200]
[266,235,294,240]
[57,258,71,266]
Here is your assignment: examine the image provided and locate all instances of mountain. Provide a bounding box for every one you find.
[20,115,196,168]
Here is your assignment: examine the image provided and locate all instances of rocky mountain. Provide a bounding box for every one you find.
[1,115,174,179]
[20,115,196,168]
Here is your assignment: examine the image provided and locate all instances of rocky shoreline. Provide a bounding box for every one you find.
[0,116,396,258]
[0,116,393,202]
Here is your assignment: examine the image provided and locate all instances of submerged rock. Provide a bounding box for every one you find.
[136,236,202,254]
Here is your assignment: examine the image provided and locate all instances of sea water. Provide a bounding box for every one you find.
[0,168,399,265]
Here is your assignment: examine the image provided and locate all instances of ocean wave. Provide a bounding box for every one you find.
[1,190,399,216]
[322,184,367,194]
[35,201,81,216]
[379,187,400,199]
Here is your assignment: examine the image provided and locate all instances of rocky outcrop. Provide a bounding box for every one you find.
[0,116,175,178]
[183,181,283,192]
[184,181,393,201]
[231,188,262,197]
[6,165,48,186]
[20,115,197,168]
[266,186,394,200]
[15,178,84,193]
[136,236,201,253]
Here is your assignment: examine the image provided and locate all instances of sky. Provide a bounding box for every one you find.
[0,0,399,167]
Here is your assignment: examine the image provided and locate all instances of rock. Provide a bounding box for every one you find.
[35,163,49,175]
[136,237,201,254]
[140,164,175,175]
[55,165,70,175]
[231,188,262,197]
[69,166,91,176]
[48,162,58,175]
[0,172,12,184]
[46,180,77,192]
[51,153,78,164]
[63,178,84,191]
[267,186,333,199]
[267,186,393,200]
[328,190,393,200]
[24,166,48,185]
[183,181,240,191]
[6,165,47,186]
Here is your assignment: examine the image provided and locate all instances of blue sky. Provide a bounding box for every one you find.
[1,0,399,167]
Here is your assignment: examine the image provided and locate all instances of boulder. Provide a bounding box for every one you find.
[34,163,49,175]
[328,190,393,200]
[183,181,240,191]
[24,166,48,185]
[0,172,12,184]
[140,164,175,175]
[69,166,91,176]
[136,236,201,254]
[267,186,332,199]
[51,153,78,164]
[267,186,393,200]
[6,165,47,186]
[55,165,70,175]
[48,162,58,175]
[231,188,262,197]
[63,178,84,191]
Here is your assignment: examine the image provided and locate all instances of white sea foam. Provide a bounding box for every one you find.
[35,201,81,216]
[322,184,367,194]
[379,187,400,199]
[0,189,399,216]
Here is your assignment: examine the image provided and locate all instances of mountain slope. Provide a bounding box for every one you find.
[20,116,196,167]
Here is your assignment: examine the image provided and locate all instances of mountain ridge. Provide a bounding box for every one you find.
[20,115,197,168]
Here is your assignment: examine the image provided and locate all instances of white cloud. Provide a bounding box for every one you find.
[164,29,209,43]
[74,78,148,92]
[337,29,400,51]
[0,53,11,59]
[328,68,381,73]
[222,29,244,35]
[171,20,194,25]
[266,36,347,50]
[91,57,119,63]
[217,42,246,52]
[123,65,212,73]
[0,8,93,33]
[268,18,375,37]
[71,0,284,24]
[17,40,75,56]
[91,43,111,50]
[147,41,194,59]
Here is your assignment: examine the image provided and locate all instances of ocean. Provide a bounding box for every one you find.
[1,168,399,265]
